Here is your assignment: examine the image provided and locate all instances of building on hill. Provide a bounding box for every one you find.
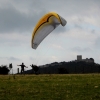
[76,55,94,63]
[77,55,82,61]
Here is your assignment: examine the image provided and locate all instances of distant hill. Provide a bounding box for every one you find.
[24,60,100,74]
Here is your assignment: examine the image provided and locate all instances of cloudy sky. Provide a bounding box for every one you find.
[0,0,100,73]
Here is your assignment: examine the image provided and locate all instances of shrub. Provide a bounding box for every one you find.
[0,65,10,75]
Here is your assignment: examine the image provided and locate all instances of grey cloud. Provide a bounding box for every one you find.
[0,0,100,34]
[0,56,20,61]
[0,5,66,34]
[74,24,83,29]
[71,46,91,52]
[91,29,96,34]
[0,5,47,33]
[94,37,100,48]
[8,57,20,61]
[29,57,35,61]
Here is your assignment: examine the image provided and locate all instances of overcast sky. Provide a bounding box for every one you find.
[0,0,100,73]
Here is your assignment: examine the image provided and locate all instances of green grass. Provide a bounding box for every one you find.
[0,74,100,100]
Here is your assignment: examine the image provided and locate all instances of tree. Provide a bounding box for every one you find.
[0,65,10,75]
[58,67,68,74]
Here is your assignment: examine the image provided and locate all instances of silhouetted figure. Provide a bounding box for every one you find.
[30,64,39,74]
[9,63,12,69]
[30,64,34,73]
[17,63,28,74]
[9,63,13,74]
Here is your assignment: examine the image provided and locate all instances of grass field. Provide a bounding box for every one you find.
[0,74,100,100]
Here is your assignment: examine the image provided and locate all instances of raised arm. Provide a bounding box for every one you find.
[17,65,21,66]
[24,65,28,68]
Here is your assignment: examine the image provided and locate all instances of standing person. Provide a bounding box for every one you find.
[30,64,34,73]
[17,63,28,74]
[30,64,39,74]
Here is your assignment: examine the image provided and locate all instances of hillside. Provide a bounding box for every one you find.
[24,60,100,74]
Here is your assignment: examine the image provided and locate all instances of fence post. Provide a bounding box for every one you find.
[17,68,19,74]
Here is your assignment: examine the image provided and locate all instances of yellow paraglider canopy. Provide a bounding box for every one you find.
[31,12,67,49]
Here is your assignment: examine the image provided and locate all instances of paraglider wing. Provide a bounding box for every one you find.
[31,12,67,49]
